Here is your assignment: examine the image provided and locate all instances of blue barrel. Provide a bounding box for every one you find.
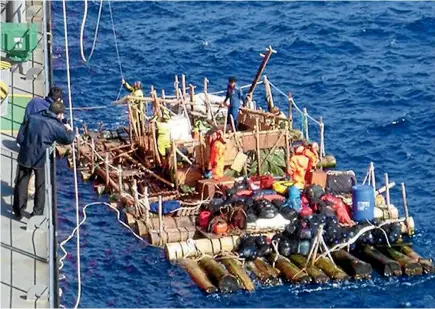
[352,185,375,222]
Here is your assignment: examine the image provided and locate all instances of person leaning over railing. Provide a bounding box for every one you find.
[13,101,74,219]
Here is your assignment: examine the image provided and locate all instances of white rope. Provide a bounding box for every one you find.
[62,1,82,308]
[268,80,322,126]
[314,219,403,263]
[79,0,104,62]
[108,0,123,80]
[58,202,147,273]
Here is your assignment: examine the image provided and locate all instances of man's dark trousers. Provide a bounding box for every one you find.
[13,164,45,216]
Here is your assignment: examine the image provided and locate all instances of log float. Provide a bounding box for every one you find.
[381,247,423,276]
[315,256,350,281]
[331,250,372,280]
[220,256,255,291]
[290,254,330,284]
[399,245,435,274]
[197,256,241,293]
[269,254,311,285]
[254,258,281,282]
[179,259,218,294]
[360,246,402,277]
[246,260,280,286]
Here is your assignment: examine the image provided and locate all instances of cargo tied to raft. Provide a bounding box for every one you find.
[57,43,434,296]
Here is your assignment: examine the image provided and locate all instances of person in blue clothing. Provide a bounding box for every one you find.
[13,101,74,219]
[222,76,244,130]
[23,86,63,122]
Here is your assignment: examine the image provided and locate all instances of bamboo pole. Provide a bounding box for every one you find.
[284,128,291,175]
[174,75,179,99]
[384,173,390,207]
[175,147,193,165]
[105,153,110,186]
[370,162,376,190]
[189,84,195,112]
[303,107,309,141]
[223,111,228,135]
[245,45,277,106]
[255,118,261,175]
[91,138,95,173]
[161,89,166,100]
[151,121,162,166]
[173,140,179,188]
[121,152,174,187]
[288,92,293,129]
[127,103,133,144]
[144,186,150,226]
[179,259,218,294]
[263,75,274,112]
[181,74,186,100]
[158,195,163,245]
[319,116,325,160]
[118,165,123,195]
[132,179,140,217]
[230,114,237,133]
[401,182,412,236]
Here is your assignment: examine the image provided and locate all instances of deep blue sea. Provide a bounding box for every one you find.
[52,1,435,307]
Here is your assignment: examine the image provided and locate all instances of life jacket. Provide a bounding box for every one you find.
[290,154,309,184]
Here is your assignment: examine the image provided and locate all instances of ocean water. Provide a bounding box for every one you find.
[52,1,435,307]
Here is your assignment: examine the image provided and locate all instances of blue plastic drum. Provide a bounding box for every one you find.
[352,185,375,222]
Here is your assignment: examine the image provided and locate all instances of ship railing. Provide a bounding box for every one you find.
[45,145,59,308]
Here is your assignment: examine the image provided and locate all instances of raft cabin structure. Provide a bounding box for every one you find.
[60,46,434,294]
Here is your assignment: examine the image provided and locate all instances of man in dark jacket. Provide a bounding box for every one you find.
[13,101,74,218]
[23,86,63,122]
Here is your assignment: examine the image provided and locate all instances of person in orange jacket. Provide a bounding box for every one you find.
[290,145,309,185]
[207,128,226,179]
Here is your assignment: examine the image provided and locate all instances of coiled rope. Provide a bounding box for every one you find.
[79,0,104,62]
[62,0,82,308]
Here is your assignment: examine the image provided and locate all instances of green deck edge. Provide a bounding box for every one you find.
[1,96,30,135]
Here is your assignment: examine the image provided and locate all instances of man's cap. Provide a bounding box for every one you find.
[49,101,66,115]
[228,76,237,83]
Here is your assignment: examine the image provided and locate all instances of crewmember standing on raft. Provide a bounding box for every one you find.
[289,145,309,186]
[122,79,144,129]
[222,76,244,130]
[206,128,226,180]
[152,110,172,170]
